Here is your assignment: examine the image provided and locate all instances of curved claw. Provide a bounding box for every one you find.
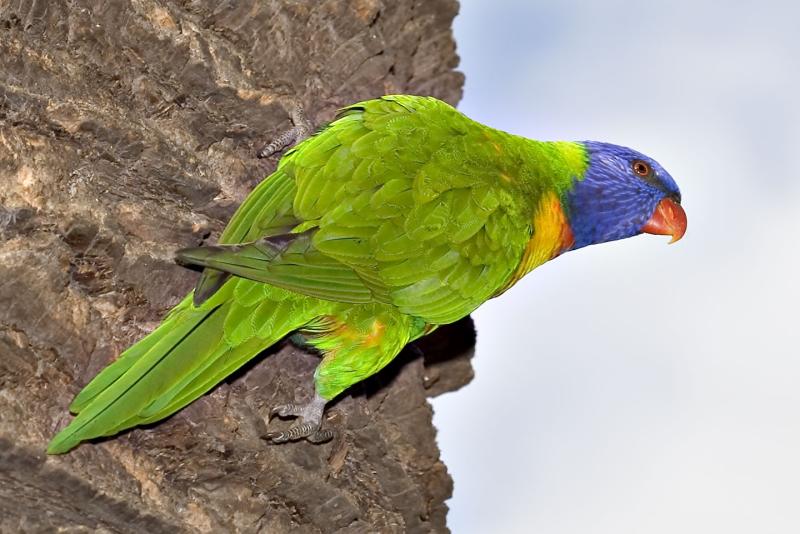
[264,393,330,444]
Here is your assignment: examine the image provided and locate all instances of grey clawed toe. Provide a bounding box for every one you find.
[257,103,313,159]
[265,393,333,444]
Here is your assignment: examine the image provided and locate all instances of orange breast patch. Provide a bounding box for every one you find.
[499,192,574,293]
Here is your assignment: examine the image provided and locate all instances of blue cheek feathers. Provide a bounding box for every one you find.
[566,144,664,250]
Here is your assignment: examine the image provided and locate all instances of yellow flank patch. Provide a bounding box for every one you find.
[364,319,386,348]
[498,192,574,293]
[320,317,386,349]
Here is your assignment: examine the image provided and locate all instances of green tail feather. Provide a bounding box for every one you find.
[68,323,164,414]
[48,303,218,454]
[47,296,290,454]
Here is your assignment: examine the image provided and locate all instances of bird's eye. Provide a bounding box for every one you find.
[632,159,652,177]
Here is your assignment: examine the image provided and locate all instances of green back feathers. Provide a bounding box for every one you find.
[187,96,589,322]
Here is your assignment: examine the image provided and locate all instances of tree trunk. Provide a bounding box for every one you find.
[0,1,474,532]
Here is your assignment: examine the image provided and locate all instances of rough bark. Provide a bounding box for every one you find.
[0,1,474,532]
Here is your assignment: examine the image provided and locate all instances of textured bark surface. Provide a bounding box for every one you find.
[0,1,473,532]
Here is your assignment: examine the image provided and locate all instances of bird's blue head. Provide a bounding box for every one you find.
[565,141,687,250]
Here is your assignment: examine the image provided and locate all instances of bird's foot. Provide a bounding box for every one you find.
[257,103,313,158]
[265,393,333,444]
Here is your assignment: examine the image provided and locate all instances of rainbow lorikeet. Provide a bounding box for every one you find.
[47,95,686,453]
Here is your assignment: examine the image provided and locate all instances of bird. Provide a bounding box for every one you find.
[47,95,687,453]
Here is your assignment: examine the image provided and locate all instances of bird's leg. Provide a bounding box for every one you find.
[266,392,333,444]
[266,312,409,445]
[256,103,313,159]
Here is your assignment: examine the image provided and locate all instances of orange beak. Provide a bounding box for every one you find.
[641,197,687,244]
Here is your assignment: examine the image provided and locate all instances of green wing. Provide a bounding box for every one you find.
[183,95,533,324]
[193,167,299,304]
[178,231,376,304]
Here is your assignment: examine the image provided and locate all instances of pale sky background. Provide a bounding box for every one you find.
[431,1,800,532]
